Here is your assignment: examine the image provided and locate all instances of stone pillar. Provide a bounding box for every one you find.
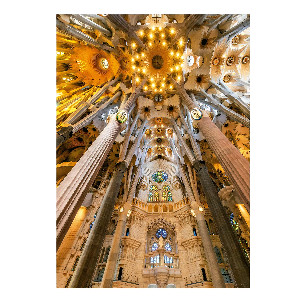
[64,77,120,125]
[207,14,233,33]
[72,91,122,133]
[71,14,112,36]
[69,161,128,288]
[219,186,250,231]
[68,121,146,288]
[106,15,145,48]
[56,18,113,52]
[172,120,195,165]
[56,117,122,250]
[101,166,141,288]
[56,83,145,250]
[209,80,250,119]
[100,204,128,288]
[119,112,140,162]
[178,164,225,288]
[216,16,250,42]
[191,91,250,128]
[178,109,202,161]
[193,160,250,288]
[173,83,250,210]
[197,111,250,211]
[170,15,207,47]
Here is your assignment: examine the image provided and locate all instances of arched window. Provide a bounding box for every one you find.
[201,268,207,281]
[103,246,111,263]
[214,246,224,263]
[221,268,233,283]
[125,228,130,236]
[117,267,123,280]
[162,185,172,202]
[94,268,105,282]
[151,242,158,251]
[165,242,172,251]
[193,227,197,236]
[149,185,159,202]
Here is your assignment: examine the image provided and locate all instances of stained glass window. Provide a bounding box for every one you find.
[152,171,168,183]
[148,185,159,202]
[150,255,160,264]
[221,268,233,283]
[156,228,167,239]
[165,242,172,251]
[162,185,172,201]
[214,246,224,263]
[151,242,158,252]
[230,213,240,233]
[164,255,173,264]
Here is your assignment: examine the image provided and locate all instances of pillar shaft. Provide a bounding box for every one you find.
[193,160,250,288]
[216,16,250,42]
[208,14,233,33]
[69,161,128,287]
[56,85,144,250]
[101,167,140,288]
[178,109,202,161]
[197,112,250,210]
[179,165,225,288]
[64,77,119,125]
[56,117,122,250]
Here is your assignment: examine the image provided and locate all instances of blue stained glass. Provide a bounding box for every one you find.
[165,242,172,251]
[152,171,168,183]
[151,243,158,251]
[156,228,167,239]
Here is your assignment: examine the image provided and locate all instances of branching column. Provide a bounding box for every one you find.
[193,160,250,288]
[56,82,145,251]
[191,90,250,128]
[68,120,147,288]
[72,91,122,134]
[173,126,250,288]
[56,18,112,52]
[215,16,250,42]
[106,15,145,48]
[172,80,250,211]
[65,77,120,125]
[197,111,250,211]
[171,15,207,47]
[171,145,225,288]
[71,14,112,37]
[209,80,250,118]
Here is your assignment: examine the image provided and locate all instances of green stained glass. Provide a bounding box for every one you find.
[152,171,168,183]
[162,185,172,202]
[149,185,159,202]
